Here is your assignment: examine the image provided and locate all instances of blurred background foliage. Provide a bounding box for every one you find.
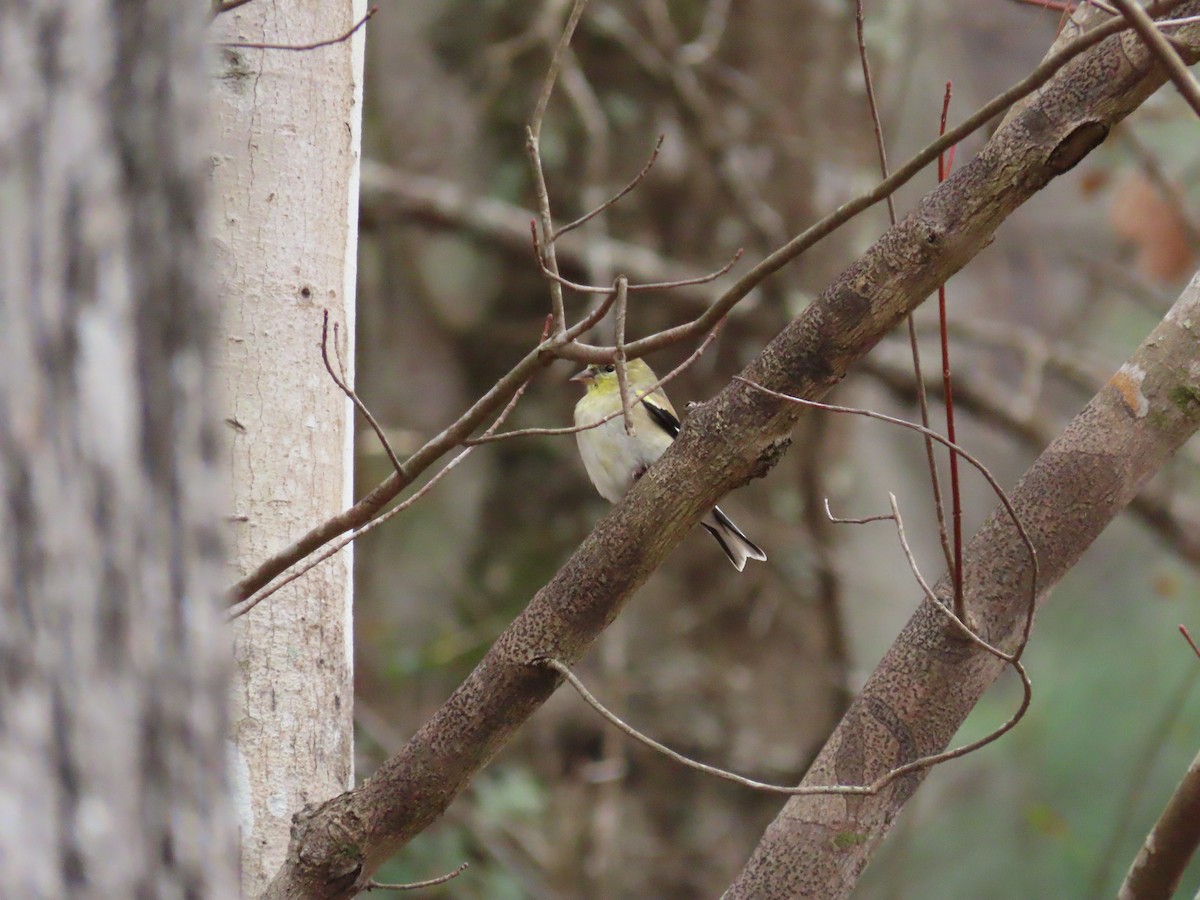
[350,0,1200,896]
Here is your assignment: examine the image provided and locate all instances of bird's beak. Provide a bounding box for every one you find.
[570,368,592,384]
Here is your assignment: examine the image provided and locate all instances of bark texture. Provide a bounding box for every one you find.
[208,2,366,895]
[0,1,235,896]
[266,7,1200,898]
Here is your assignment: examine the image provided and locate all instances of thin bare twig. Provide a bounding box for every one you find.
[734,377,1041,652]
[613,277,635,435]
[1182,624,1200,660]
[1088,664,1200,895]
[535,612,1032,798]
[824,498,893,525]
[218,6,376,51]
[550,135,665,244]
[936,82,966,622]
[527,0,590,333]
[321,311,404,477]
[533,237,743,294]
[468,321,724,444]
[364,863,469,892]
[1111,0,1200,118]
[854,0,955,578]
[228,345,541,622]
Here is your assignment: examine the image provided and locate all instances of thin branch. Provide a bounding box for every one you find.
[854,0,955,578]
[936,82,966,622]
[1119,748,1200,900]
[734,377,1040,652]
[1182,624,1200,660]
[533,238,743,294]
[613,277,635,435]
[824,498,893,525]
[228,356,540,622]
[529,0,590,143]
[527,0,590,333]
[535,613,1032,796]
[550,134,665,243]
[468,321,724,444]
[321,311,404,477]
[363,863,468,892]
[1088,665,1200,895]
[217,6,376,51]
[1111,0,1200,118]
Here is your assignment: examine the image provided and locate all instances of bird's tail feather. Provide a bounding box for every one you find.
[701,506,767,572]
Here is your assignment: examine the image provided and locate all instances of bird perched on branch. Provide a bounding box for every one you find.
[572,358,766,571]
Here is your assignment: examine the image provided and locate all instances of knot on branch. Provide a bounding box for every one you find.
[1046,121,1109,175]
[750,436,792,482]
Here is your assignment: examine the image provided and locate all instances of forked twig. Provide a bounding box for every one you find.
[527,0,591,332]
[321,311,405,477]
[734,376,1040,654]
[228,328,544,621]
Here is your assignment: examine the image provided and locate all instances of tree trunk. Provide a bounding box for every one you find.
[208,2,366,894]
[0,0,235,895]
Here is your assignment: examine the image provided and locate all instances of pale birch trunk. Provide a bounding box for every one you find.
[208,3,365,895]
[0,0,236,895]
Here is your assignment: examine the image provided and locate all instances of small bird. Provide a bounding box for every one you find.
[572,358,766,571]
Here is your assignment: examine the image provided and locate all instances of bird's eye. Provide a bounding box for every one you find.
[603,364,616,373]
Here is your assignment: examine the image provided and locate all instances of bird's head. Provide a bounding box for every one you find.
[570,359,658,396]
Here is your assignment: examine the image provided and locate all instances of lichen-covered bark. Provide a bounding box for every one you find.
[0,1,235,895]
[265,7,1200,897]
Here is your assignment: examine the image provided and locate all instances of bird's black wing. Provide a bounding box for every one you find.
[642,398,680,439]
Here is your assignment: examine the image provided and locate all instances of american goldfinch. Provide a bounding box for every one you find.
[572,359,767,571]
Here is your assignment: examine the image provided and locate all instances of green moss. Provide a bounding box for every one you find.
[1168,384,1200,414]
[832,831,868,850]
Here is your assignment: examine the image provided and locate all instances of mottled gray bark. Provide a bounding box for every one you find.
[0,1,235,896]
[264,6,1200,898]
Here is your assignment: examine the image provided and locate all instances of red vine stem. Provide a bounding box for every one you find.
[937,81,965,623]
